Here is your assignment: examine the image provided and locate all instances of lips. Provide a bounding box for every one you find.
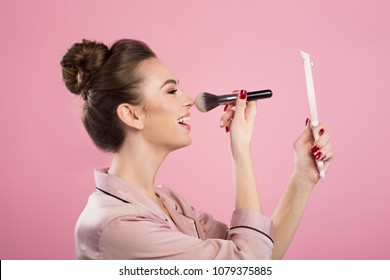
[177,113,191,131]
[177,113,191,124]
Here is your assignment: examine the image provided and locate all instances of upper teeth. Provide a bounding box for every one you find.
[177,116,190,124]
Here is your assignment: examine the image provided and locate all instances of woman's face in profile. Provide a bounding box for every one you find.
[138,58,195,152]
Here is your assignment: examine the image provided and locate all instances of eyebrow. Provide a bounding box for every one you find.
[160,79,178,89]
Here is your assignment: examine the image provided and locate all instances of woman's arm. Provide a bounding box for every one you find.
[220,90,263,212]
[271,171,314,259]
[272,122,333,259]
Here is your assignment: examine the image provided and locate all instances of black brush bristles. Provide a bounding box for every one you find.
[195,92,220,112]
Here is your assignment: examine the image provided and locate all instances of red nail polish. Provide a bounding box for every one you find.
[321,155,327,161]
[305,118,309,126]
[223,104,228,111]
[315,152,323,160]
[319,128,325,136]
[225,126,230,133]
[311,145,320,153]
[239,90,247,99]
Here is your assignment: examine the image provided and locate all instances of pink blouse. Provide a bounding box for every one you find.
[75,169,274,259]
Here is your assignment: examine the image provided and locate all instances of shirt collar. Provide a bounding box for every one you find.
[94,168,175,215]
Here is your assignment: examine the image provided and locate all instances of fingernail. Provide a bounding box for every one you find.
[315,152,323,160]
[305,118,309,126]
[223,104,228,111]
[321,155,327,161]
[319,128,325,136]
[311,145,320,153]
[239,89,247,99]
[220,120,224,127]
[225,126,230,133]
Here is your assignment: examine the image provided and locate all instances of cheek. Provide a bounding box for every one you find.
[147,98,180,119]
[144,102,178,131]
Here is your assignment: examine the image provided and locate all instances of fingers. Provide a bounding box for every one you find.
[234,89,248,120]
[220,109,235,131]
[219,90,244,131]
[219,89,258,132]
[310,126,333,164]
[323,150,334,172]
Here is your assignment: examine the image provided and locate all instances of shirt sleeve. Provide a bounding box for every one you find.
[97,208,273,260]
[195,210,229,239]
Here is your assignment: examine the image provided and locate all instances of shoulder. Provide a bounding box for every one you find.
[75,190,163,240]
[75,190,166,259]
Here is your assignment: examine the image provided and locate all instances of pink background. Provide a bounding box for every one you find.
[1,0,389,259]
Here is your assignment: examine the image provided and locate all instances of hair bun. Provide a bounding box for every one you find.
[60,39,109,99]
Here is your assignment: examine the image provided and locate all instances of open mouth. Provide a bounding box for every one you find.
[177,116,190,125]
[177,114,191,130]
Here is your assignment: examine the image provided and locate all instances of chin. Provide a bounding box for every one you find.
[173,137,192,151]
[181,139,192,148]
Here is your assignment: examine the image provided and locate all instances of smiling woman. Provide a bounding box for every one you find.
[60,38,333,260]
[135,58,194,151]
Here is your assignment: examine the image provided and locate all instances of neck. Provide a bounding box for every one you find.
[108,136,169,199]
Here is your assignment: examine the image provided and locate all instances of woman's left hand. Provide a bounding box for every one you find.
[293,120,333,185]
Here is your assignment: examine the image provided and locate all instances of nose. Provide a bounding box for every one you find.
[183,92,195,108]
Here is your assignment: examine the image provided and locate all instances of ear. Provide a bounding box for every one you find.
[117,103,144,130]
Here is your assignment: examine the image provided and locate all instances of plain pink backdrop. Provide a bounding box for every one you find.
[1,0,389,259]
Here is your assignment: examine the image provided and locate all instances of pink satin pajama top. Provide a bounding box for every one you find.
[75,169,274,259]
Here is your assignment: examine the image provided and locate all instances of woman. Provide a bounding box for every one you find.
[60,39,333,259]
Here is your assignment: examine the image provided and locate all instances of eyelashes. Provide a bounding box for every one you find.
[168,89,178,94]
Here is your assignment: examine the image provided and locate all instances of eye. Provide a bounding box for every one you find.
[168,89,178,94]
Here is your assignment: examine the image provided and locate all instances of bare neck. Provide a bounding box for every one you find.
[108,137,169,199]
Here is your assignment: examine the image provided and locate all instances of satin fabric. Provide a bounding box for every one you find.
[75,169,273,259]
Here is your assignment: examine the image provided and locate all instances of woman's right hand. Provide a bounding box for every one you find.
[220,90,257,155]
[220,89,262,212]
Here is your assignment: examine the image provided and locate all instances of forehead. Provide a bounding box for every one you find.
[139,58,176,87]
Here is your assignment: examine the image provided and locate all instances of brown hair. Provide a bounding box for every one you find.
[60,39,156,152]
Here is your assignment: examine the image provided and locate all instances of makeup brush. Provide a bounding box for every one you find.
[195,89,273,112]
